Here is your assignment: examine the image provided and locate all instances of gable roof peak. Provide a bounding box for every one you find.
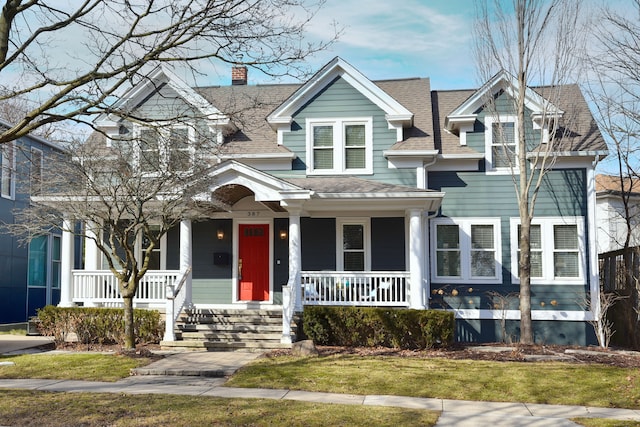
[95,64,230,130]
[445,69,564,133]
[266,56,414,129]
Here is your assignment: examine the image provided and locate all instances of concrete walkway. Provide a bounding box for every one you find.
[2,336,640,426]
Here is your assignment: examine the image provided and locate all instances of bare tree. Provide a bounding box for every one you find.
[10,121,220,350]
[474,0,585,344]
[0,0,338,144]
[586,0,640,348]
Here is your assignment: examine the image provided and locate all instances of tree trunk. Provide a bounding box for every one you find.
[123,294,135,351]
[519,212,534,344]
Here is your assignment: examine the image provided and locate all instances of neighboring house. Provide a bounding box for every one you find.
[0,120,67,323]
[54,57,607,345]
[596,174,640,254]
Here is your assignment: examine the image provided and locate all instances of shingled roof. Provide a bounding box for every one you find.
[431,84,607,156]
[195,77,435,156]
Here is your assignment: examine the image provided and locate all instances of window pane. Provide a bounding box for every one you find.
[345,147,365,169]
[139,129,159,172]
[313,148,333,169]
[168,128,190,171]
[437,225,459,249]
[492,122,515,168]
[345,125,365,146]
[52,236,61,261]
[493,122,515,144]
[530,225,541,249]
[530,251,543,277]
[471,225,493,249]
[437,251,461,276]
[343,225,363,250]
[554,252,579,277]
[344,252,364,271]
[471,251,494,277]
[313,126,333,147]
[554,225,577,249]
[28,236,47,287]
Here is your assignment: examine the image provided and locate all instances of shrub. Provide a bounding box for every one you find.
[302,306,455,349]
[35,306,163,346]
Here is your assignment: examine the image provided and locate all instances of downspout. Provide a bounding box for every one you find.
[422,155,439,308]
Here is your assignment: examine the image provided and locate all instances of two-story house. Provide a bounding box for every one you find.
[53,57,607,346]
[0,120,68,324]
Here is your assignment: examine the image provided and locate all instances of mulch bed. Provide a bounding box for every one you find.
[55,341,640,368]
[267,343,640,368]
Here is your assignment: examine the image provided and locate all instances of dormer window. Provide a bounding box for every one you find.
[485,115,518,173]
[135,125,193,173]
[306,118,372,175]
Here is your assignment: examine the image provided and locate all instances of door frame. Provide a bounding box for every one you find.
[232,218,274,304]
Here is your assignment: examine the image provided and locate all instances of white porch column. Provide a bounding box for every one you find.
[58,216,75,307]
[288,211,302,312]
[408,209,426,309]
[180,219,193,308]
[84,220,100,270]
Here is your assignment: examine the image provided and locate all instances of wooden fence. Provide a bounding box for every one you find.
[598,247,640,348]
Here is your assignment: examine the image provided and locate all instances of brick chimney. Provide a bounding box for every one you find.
[232,66,248,85]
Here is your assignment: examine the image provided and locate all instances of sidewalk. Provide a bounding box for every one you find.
[2,335,640,426]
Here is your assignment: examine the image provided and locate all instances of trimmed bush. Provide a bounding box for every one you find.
[36,306,163,346]
[302,307,455,349]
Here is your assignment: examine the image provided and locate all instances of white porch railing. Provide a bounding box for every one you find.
[72,270,179,307]
[301,271,410,307]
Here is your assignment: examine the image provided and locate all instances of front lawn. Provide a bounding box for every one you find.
[227,353,640,409]
[0,390,439,427]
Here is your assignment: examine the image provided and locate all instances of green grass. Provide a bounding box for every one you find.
[0,353,151,382]
[574,419,640,427]
[0,389,439,427]
[227,354,640,409]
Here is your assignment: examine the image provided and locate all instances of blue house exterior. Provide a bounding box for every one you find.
[0,121,67,323]
[59,58,606,345]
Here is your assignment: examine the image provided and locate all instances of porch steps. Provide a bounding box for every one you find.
[160,308,295,352]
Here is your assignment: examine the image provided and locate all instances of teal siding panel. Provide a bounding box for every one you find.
[428,168,590,314]
[192,279,232,304]
[456,318,595,345]
[281,76,415,186]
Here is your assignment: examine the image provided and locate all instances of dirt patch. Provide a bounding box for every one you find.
[266,344,640,368]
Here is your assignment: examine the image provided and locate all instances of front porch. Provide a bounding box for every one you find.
[69,269,412,348]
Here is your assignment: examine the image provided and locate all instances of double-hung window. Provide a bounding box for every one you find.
[337,218,370,271]
[510,217,585,284]
[431,218,502,284]
[1,141,15,199]
[307,118,372,175]
[136,125,193,173]
[485,115,517,173]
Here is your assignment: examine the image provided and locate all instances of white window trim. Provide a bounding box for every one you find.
[510,217,586,285]
[430,217,503,284]
[485,115,518,175]
[306,117,373,175]
[1,141,16,199]
[133,124,195,174]
[336,218,371,271]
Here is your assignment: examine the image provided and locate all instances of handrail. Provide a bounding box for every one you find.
[169,266,192,300]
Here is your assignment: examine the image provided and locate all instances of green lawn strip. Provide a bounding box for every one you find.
[573,419,640,427]
[226,355,640,409]
[0,389,439,427]
[0,353,151,382]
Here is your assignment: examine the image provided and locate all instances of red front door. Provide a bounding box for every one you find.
[238,224,270,301]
